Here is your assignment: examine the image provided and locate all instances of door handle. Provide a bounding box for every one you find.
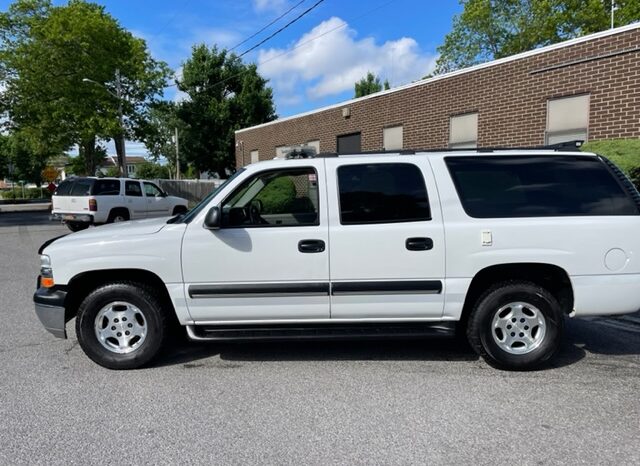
[298,239,325,253]
[405,237,433,251]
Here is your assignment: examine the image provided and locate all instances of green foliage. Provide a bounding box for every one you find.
[0,0,170,171]
[354,72,388,97]
[139,101,181,178]
[255,176,297,214]
[104,166,120,177]
[0,130,60,184]
[1,186,50,199]
[135,160,170,180]
[177,45,276,175]
[435,0,640,73]
[581,139,640,175]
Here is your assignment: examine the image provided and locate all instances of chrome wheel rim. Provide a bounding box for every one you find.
[94,302,147,354]
[491,302,546,355]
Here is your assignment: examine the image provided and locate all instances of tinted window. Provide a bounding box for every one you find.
[446,156,639,218]
[70,179,92,196]
[143,182,162,197]
[222,168,319,227]
[92,179,120,195]
[54,180,73,196]
[125,181,142,197]
[338,163,431,224]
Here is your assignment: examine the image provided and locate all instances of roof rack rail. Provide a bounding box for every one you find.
[282,140,585,159]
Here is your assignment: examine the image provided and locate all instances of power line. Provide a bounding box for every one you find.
[237,0,325,58]
[229,0,307,52]
[168,0,398,89]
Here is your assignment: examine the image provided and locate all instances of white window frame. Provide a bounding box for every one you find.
[449,113,478,149]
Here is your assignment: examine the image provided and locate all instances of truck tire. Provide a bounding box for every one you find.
[107,209,129,223]
[66,221,89,232]
[466,280,563,370]
[75,282,169,370]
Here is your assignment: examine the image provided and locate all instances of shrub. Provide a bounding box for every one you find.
[581,139,640,175]
[255,176,297,214]
[630,166,640,191]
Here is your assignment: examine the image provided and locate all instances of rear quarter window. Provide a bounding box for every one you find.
[69,179,93,196]
[92,179,121,195]
[54,180,73,196]
[445,155,639,218]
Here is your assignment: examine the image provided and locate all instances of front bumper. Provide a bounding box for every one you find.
[33,284,69,339]
[50,212,93,224]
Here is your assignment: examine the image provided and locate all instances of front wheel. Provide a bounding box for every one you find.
[75,282,169,369]
[466,281,564,370]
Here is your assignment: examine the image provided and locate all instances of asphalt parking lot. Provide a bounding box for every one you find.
[1,211,639,465]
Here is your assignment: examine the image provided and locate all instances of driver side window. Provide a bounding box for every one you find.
[221,168,319,227]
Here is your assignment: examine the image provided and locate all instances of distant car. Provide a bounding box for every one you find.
[51,177,188,231]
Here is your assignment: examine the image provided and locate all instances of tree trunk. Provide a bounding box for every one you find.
[113,135,124,177]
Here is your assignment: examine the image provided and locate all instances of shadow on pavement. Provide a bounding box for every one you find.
[153,313,640,370]
[0,211,57,227]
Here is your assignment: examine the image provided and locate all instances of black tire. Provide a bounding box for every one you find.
[466,280,564,371]
[75,282,169,370]
[107,209,130,224]
[172,205,187,215]
[66,221,90,232]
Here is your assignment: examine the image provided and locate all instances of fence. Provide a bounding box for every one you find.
[155,179,225,204]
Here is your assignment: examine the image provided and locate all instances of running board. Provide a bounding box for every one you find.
[186,322,456,342]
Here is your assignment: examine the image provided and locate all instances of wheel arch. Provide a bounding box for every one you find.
[108,206,131,221]
[459,263,574,326]
[65,268,175,321]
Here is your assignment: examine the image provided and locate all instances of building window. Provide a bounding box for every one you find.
[546,94,589,145]
[250,150,259,164]
[449,113,478,148]
[127,164,135,175]
[383,125,403,150]
[276,142,319,158]
[337,132,361,154]
[306,140,320,155]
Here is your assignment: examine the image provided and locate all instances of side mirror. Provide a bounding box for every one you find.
[203,206,221,230]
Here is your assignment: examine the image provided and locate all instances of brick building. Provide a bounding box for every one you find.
[235,23,640,167]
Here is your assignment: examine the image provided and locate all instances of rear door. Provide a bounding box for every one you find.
[325,156,446,319]
[124,180,147,219]
[143,181,172,217]
[52,179,75,212]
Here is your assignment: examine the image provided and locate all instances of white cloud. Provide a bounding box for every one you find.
[258,17,437,104]
[253,0,290,13]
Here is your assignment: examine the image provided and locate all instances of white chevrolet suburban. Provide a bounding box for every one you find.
[51,177,188,231]
[34,146,640,370]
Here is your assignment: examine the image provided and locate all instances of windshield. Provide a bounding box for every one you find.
[177,169,246,224]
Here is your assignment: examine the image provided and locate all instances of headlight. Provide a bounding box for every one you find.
[40,255,54,288]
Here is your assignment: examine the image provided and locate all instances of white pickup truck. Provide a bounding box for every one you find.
[51,177,188,231]
[34,147,640,370]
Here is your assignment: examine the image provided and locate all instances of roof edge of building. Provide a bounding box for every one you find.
[236,22,640,134]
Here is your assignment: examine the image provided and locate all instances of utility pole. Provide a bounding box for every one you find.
[115,68,127,178]
[174,127,180,181]
[611,1,618,29]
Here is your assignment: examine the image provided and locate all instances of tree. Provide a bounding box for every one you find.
[0,0,170,175]
[135,160,170,179]
[435,0,640,74]
[354,72,389,98]
[0,130,60,184]
[176,45,276,175]
[139,101,182,178]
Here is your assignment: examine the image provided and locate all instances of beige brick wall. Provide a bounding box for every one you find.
[235,27,640,167]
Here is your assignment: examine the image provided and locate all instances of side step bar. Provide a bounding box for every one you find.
[186,322,456,342]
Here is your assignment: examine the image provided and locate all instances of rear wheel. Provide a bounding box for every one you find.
[107,209,129,224]
[466,281,563,370]
[66,221,89,232]
[75,282,168,369]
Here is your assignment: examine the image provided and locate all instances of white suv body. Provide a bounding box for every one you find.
[34,149,640,370]
[51,177,188,230]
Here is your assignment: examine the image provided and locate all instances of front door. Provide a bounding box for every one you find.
[325,156,446,319]
[181,161,330,322]
[143,181,171,217]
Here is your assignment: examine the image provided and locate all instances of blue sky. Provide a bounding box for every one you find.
[1,0,463,155]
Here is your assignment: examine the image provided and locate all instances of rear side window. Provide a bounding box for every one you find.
[125,181,142,197]
[54,180,73,196]
[92,180,120,195]
[337,163,431,224]
[70,179,92,196]
[445,155,639,218]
